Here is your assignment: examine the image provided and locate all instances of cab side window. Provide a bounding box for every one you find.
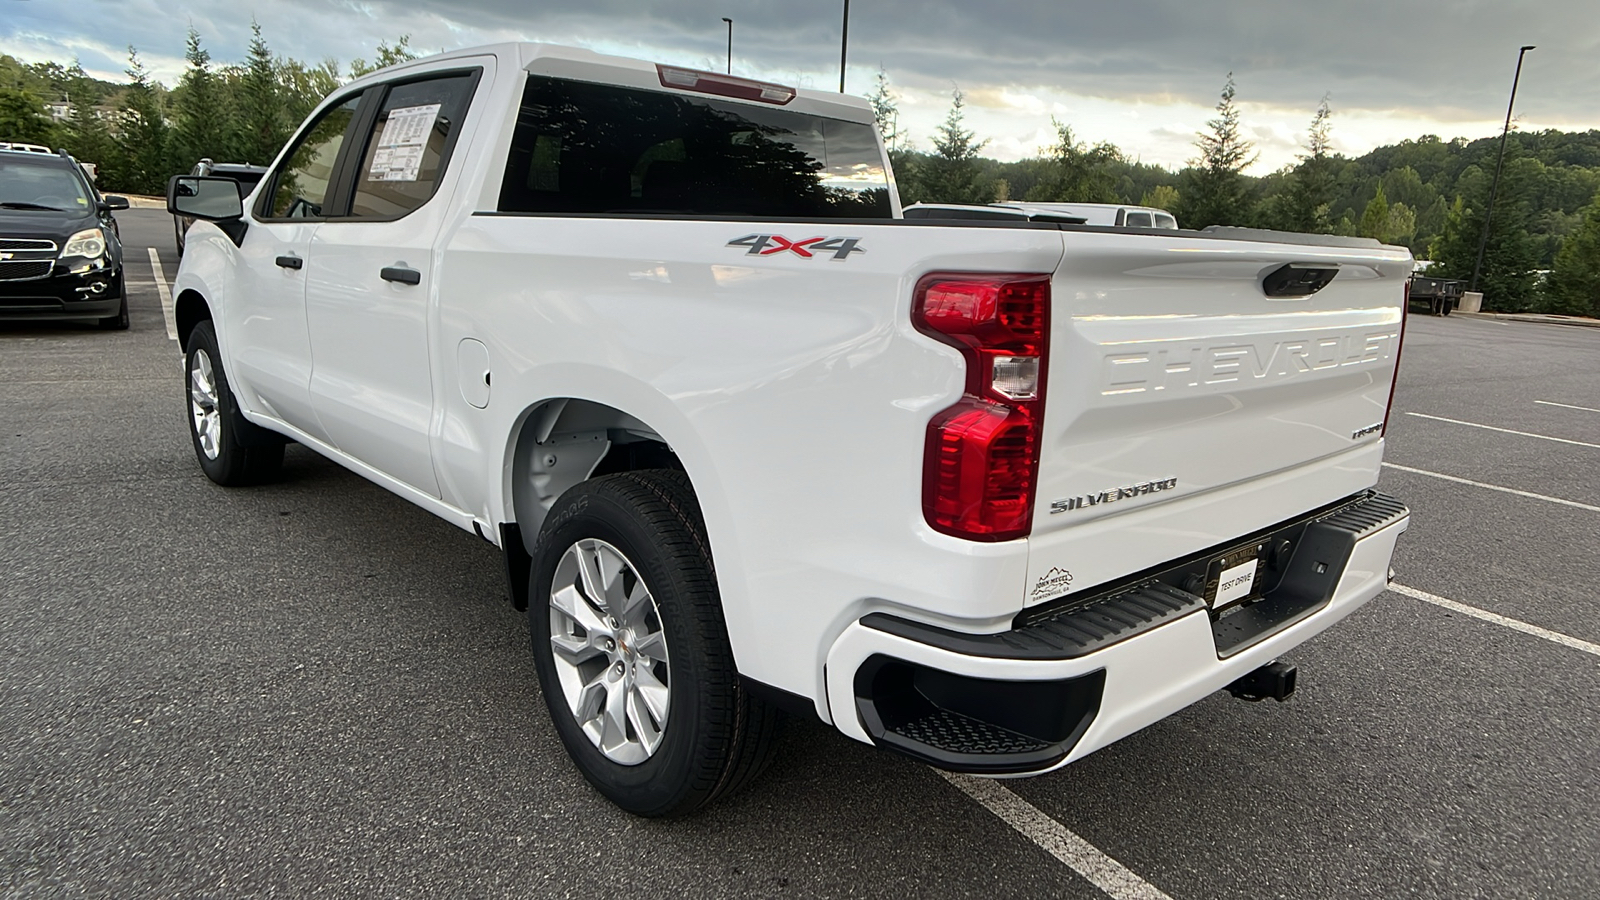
[1125,211,1153,227]
[262,95,362,220]
[348,73,478,219]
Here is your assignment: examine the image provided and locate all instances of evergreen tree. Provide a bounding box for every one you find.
[116,48,170,194]
[233,21,287,166]
[170,28,226,169]
[918,89,990,205]
[1024,119,1122,204]
[1177,74,1257,228]
[1358,184,1390,239]
[1545,193,1600,317]
[1278,96,1337,233]
[865,68,906,154]
[1429,160,1542,311]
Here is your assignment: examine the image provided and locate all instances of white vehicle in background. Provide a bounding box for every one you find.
[0,141,54,155]
[168,42,1410,818]
[905,201,1179,228]
[1005,201,1179,228]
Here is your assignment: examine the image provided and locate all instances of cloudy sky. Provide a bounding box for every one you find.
[3,0,1595,171]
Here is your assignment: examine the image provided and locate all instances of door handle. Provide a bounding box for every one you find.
[381,266,421,286]
[275,255,303,270]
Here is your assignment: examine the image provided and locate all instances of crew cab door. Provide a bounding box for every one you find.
[303,68,484,499]
[228,93,363,442]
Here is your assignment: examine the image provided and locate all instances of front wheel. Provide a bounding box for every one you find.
[528,470,781,817]
[185,319,283,485]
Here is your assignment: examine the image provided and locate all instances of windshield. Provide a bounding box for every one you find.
[0,158,92,211]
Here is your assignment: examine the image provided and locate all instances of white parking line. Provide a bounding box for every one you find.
[146,247,177,341]
[1381,463,1600,514]
[1390,583,1600,660]
[939,771,1174,900]
[1535,400,1600,414]
[1404,412,1600,450]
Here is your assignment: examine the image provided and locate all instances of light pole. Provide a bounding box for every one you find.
[839,0,850,92]
[1470,44,1536,295]
[721,18,732,74]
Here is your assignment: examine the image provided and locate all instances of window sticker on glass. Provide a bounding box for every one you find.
[369,103,442,182]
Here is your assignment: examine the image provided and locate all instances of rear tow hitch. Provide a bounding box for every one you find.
[1227,661,1298,703]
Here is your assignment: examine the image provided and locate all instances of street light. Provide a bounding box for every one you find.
[722,18,732,74]
[839,0,850,92]
[1470,44,1536,295]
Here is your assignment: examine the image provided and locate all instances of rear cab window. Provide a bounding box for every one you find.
[498,75,892,218]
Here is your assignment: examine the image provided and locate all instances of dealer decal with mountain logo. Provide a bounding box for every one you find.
[1030,567,1075,603]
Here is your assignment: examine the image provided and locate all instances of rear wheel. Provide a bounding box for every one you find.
[528,470,781,817]
[185,319,283,485]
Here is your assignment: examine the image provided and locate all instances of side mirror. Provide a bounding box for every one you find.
[167,175,244,221]
[102,195,131,211]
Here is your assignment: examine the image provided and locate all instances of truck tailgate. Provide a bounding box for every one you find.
[1026,230,1412,605]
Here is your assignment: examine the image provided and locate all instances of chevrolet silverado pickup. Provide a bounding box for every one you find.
[168,43,1411,817]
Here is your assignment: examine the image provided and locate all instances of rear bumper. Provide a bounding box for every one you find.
[0,265,122,321]
[825,491,1409,774]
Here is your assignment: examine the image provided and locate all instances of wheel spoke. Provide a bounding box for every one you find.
[633,666,670,724]
[632,630,667,664]
[549,630,603,665]
[614,576,652,623]
[575,543,610,610]
[600,673,630,753]
[549,582,609,637]
[627,686,664,756]
[572,678,606,726]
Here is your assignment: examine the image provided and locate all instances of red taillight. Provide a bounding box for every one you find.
[914,274,1051,541]
[656,65,797,105]
[1382,280,1410,436]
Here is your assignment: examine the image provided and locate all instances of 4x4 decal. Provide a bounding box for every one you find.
[727,234,865,260]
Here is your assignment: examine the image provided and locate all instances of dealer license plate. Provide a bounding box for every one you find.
[1206,544,1265,611]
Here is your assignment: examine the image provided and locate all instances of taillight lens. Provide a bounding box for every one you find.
[914,274,1051,541]
[1382,280,1410,436]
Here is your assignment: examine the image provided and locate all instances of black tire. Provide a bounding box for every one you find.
[184,319,284,486]
[175,218,185,258]
[97,293,128,330]
[528,470,781,817]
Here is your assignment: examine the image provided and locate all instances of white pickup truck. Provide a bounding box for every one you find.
[169,43,1411,817]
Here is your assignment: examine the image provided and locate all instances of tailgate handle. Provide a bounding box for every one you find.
[381,265,422,286]
[1263,263,1338,298]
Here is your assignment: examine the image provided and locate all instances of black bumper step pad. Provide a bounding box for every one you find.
[862,490,1408,662]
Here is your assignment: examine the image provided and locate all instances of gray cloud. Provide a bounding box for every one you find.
[6,0,1594,129]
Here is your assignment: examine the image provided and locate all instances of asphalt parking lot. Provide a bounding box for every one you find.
[3,208,1598,899]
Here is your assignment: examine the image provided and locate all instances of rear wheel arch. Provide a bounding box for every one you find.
[503,398,691,610]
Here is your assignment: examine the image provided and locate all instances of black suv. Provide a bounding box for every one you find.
[0,148,130,329]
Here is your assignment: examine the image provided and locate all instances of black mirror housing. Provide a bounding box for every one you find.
[102,195,131,211]
[168,175,244,221]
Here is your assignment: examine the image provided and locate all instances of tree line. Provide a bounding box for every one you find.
[871,72,1600,317]
[1,32,1594,316]
[0,24,414,197]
